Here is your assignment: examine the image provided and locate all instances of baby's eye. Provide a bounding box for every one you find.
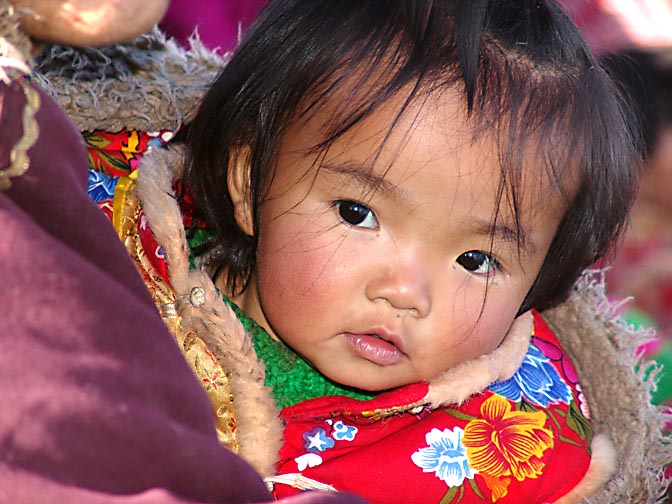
[456,250,499,276]
[334,200,378,229]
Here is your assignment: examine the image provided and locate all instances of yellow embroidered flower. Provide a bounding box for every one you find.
[121,130,141,161]
[462,395,554,501]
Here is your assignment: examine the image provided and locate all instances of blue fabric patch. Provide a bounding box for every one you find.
[87,168,118,203]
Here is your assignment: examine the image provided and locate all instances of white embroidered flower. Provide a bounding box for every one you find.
[411,427,477,486]
[295,453,323,471]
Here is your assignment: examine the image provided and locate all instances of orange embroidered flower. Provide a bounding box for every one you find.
[462,394,554,501]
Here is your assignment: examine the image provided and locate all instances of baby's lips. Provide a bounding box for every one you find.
[343,333,404,366]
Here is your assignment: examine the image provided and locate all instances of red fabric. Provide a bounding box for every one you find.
[273,314,593,504]
[85,129,167,177]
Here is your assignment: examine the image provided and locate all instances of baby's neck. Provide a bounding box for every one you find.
[223,272,283,343]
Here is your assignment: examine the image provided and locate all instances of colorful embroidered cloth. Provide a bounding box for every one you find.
[270,312,592,504]
[86,129,595,504]
[85,128,174,284]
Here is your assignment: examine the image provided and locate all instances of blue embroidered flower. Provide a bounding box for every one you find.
[411,427,476,487]
[332,421,358,441]
[488,343,572,407]
[302,427,335,453]
[147,136,164,147]
[87,169,118,203]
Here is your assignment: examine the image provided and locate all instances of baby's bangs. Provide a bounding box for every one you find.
[260,1,464,156]
[293,44,461,158]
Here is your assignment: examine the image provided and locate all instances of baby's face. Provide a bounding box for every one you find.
[234,89,567,391]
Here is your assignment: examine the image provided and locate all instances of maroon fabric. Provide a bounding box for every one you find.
[0,81,366,504]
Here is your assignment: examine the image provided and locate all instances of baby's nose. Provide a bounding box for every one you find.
[365,258,431,318]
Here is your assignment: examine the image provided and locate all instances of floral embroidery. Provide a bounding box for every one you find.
[294,421,357,472]
[84,129,171,176]
[462,395,554,501]
[411,427,477,487]
[488,343,572,407]
[295,453,323,471]
[532,335,591,419]
[575,384,591,419]
[87,168,118,203]
[332,420,358,441]
[201,369,221,392]
[272,317,593,503]
[303,427,335,453]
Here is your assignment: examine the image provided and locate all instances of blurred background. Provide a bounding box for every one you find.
[159,0,672,55]
[159,0,265,52]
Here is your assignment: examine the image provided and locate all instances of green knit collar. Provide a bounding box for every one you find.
[224,299,377,409]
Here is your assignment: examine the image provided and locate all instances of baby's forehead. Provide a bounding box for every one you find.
[295,82,573,187]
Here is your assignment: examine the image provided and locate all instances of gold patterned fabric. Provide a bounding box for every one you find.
[101,150,240,453]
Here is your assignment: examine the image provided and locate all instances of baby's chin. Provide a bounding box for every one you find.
[321,369,424,394]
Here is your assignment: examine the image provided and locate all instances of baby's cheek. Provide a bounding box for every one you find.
[473,297,521,351]
[257,242,336,308]
[442,283,516,352]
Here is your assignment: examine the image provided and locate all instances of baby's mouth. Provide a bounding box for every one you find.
[343,332,404,366]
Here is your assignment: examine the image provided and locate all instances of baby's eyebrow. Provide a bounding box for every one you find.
[473,221,538,257]
[318,161,411,202]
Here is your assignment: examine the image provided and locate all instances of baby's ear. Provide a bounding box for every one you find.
[227,146,254,236]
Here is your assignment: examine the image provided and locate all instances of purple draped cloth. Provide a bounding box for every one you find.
[0,82,365,504]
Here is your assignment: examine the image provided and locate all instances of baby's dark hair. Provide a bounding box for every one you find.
[183,0,638,313]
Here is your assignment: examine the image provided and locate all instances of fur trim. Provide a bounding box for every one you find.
[424,310,532,407]
[136,145,283,477]
[545,271,671,503]
[553,434,617,504]
[32,29,223,133]
[0,1,34,65]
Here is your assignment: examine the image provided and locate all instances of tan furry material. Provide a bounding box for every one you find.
[554,434,618,504]
[425,311,532,407]
[136,146,283,477]
[0,1,34,65]
[30,29,672,502]
[545,273,671,503]
[32,29,223,133]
